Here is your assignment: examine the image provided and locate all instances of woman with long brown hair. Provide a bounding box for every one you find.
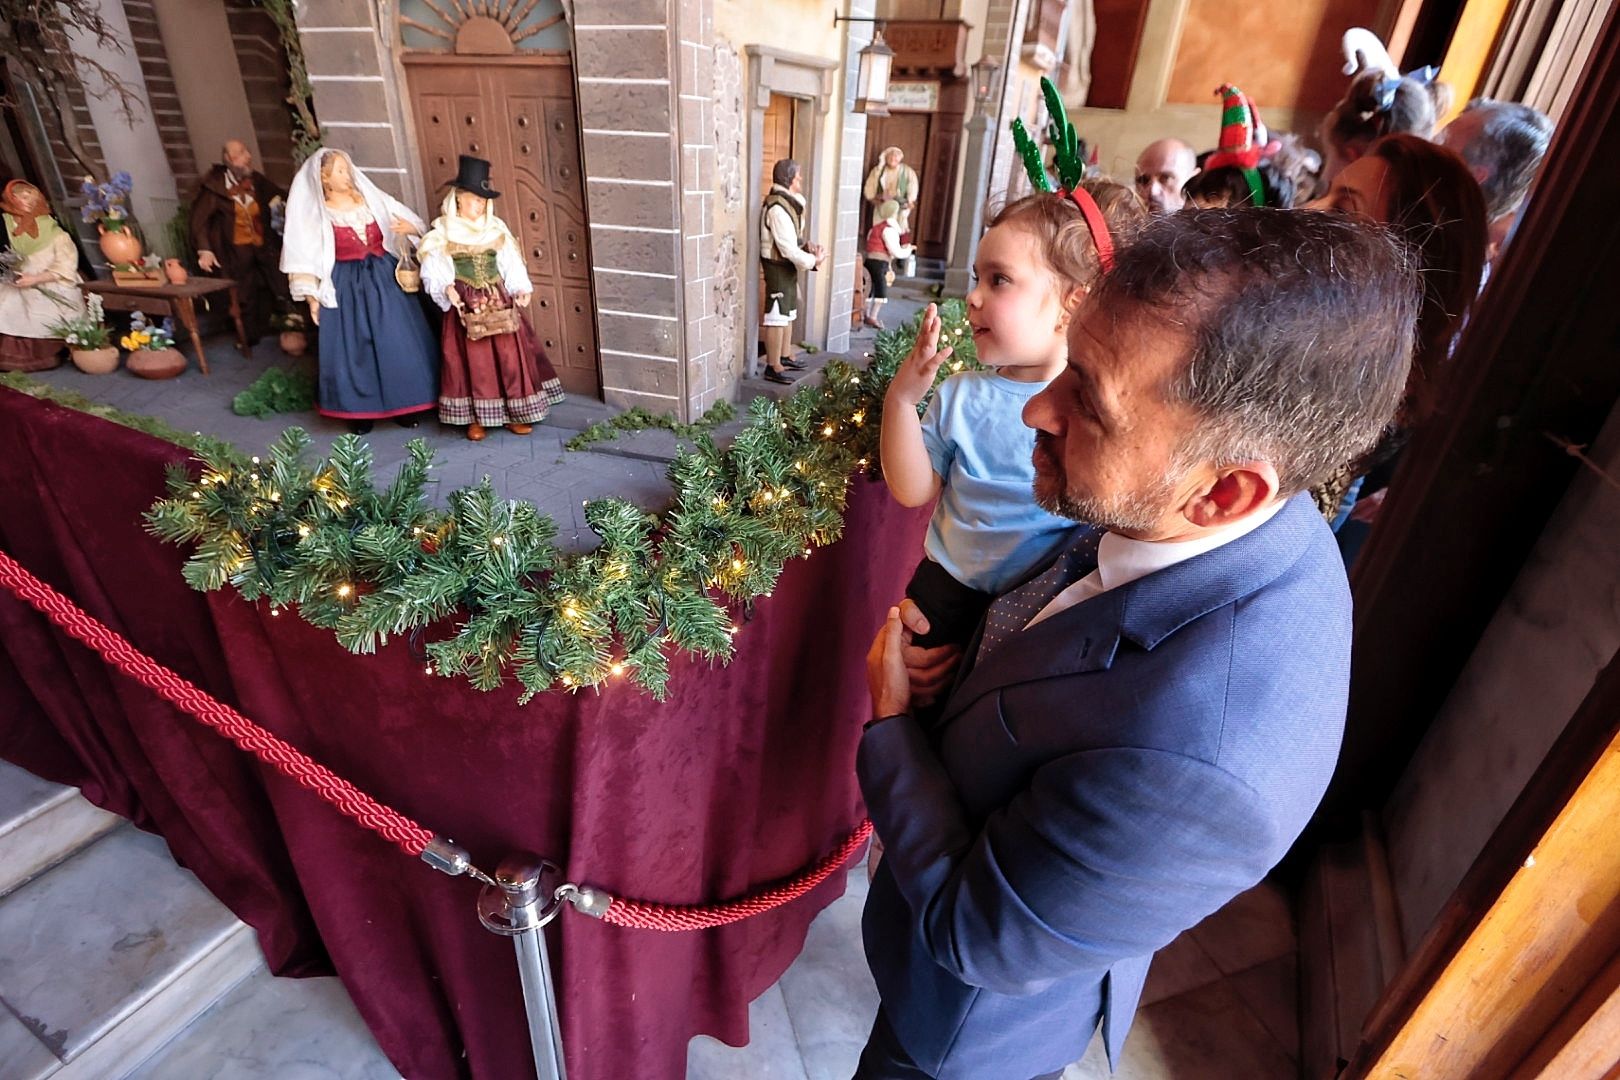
[1307,132,1489,534]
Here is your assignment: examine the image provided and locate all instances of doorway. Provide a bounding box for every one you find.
[404,55,600,399]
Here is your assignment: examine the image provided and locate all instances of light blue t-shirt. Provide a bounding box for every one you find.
[919,370,1077,594]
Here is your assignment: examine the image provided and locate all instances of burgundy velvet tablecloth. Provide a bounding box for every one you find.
[0,387,929,1080]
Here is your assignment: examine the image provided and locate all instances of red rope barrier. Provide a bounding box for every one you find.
[600,819,873,931]
[0,548,435,856]
[0,546,874,926]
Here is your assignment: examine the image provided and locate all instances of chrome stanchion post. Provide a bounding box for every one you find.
[478,854,568,1080]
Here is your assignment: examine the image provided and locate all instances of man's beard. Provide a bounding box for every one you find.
[1033,434,1179,534]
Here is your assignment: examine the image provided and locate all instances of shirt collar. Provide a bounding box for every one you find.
[769,184,805,207]
[1095,498,1289,593]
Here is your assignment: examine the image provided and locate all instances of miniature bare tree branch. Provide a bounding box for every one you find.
[0,0,146,176]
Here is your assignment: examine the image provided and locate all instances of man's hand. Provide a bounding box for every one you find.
[197,250,219,273]
[867,607,913,720]
[305,296,321,327]
[897,599,962,705]
[12,273,42,288]
[886,302,952,410]
[514,291,532,308]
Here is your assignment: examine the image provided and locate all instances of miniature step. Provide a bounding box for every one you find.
[0,761,121,898]
[0,825,260,1079]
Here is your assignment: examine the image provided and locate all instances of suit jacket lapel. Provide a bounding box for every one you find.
[940,493,1326,724]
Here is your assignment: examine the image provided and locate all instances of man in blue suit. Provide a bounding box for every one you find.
[856,209,1421,1079]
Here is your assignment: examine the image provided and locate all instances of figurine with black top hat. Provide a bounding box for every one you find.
[419,155,565,442]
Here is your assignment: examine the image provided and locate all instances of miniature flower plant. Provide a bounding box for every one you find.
[80,172,135,229]
[49,294,113,349]
[120,310,177,352]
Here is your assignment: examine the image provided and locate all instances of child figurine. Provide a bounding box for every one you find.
[861,199,913,330]
[418,156,565,441]
[881,78,1147,649]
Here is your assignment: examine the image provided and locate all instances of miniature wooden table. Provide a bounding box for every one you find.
[81,278,249,376]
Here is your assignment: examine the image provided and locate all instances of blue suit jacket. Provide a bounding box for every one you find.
[857,493,1349,1079]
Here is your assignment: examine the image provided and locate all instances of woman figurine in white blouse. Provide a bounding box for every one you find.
[417,156,563,442]
[281,149,439,433]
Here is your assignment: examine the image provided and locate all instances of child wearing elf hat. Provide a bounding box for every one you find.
[861,199,914,330]
[1182,84,1287,209]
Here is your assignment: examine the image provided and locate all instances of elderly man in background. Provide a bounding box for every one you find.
[856,209,1421,1079]
[189,138,291,346]
[865,146,920,277]
[1133,138,1199,214]
[1436,98,1554,261]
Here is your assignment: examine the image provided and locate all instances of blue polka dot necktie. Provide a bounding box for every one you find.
[975,529,1104,664]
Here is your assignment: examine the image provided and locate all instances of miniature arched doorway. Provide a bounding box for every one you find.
[399,0,601,399]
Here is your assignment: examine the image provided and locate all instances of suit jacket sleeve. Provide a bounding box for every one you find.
[857,716,1278,995]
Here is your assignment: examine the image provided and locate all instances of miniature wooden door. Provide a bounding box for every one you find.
[405,56,600,399]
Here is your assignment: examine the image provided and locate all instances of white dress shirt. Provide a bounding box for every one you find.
[1025,499,1288,629]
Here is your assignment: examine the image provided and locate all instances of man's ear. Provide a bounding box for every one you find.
[1183,461,1281,528]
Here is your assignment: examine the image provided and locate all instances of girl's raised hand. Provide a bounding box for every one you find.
[886,303,953,409]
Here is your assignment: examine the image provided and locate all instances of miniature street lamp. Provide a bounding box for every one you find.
[854,29,895,116]
[971,54,1003,110]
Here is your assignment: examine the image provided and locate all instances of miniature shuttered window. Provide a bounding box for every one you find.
[399,0,571,54]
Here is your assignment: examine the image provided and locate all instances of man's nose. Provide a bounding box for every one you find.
[1024,386,1058,431]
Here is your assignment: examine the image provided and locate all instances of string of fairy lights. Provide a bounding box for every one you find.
[144,302,976,701]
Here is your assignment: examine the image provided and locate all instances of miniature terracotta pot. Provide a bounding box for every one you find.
[126,346,186,380]
[163,258,188,285]
[69,346,119,375]
[279,330,308,357]
[97,223,143,267]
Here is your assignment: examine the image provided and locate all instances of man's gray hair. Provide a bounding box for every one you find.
[1458,99,1554,219]
[1093,208,1420,496]
[771,159,800,189]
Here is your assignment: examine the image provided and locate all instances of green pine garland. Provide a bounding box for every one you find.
[232,367,317,419]
[564,399,738,452]
[139,300,979,701]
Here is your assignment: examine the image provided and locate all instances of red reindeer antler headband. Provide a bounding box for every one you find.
[1011,77,1114,273]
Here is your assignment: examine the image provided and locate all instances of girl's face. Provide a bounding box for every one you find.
[1304,154,1393,223]
[456,192,487,219]
[321,154,354,193]
[965,221,1078,371]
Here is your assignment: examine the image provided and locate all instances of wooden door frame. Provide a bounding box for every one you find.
[1343,651,1620,1077]
[743,46,836,377]
[1323,1,1620,821]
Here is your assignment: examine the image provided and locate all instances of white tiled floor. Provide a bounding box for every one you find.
[689,868,1300,1080]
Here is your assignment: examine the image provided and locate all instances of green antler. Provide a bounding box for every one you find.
[1041,77,1085,192]
[1011,119,1053,193]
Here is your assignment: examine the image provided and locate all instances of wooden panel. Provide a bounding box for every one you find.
[405,56,600,398]
[761,93,797,199]
[1167,0,1387,112]
[1351,658,1620,1078]
[1087,0,1153,110]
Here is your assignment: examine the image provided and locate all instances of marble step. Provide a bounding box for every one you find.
[125,968,401,1080]
[0,761,122,899]
[0,825,261,1079]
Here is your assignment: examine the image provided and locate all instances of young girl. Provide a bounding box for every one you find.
[881,175,1145,648]
[862,199,914,330]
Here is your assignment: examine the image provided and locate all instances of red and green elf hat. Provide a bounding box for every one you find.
[1204,83,1267,206]
[1205,83,1266,170]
